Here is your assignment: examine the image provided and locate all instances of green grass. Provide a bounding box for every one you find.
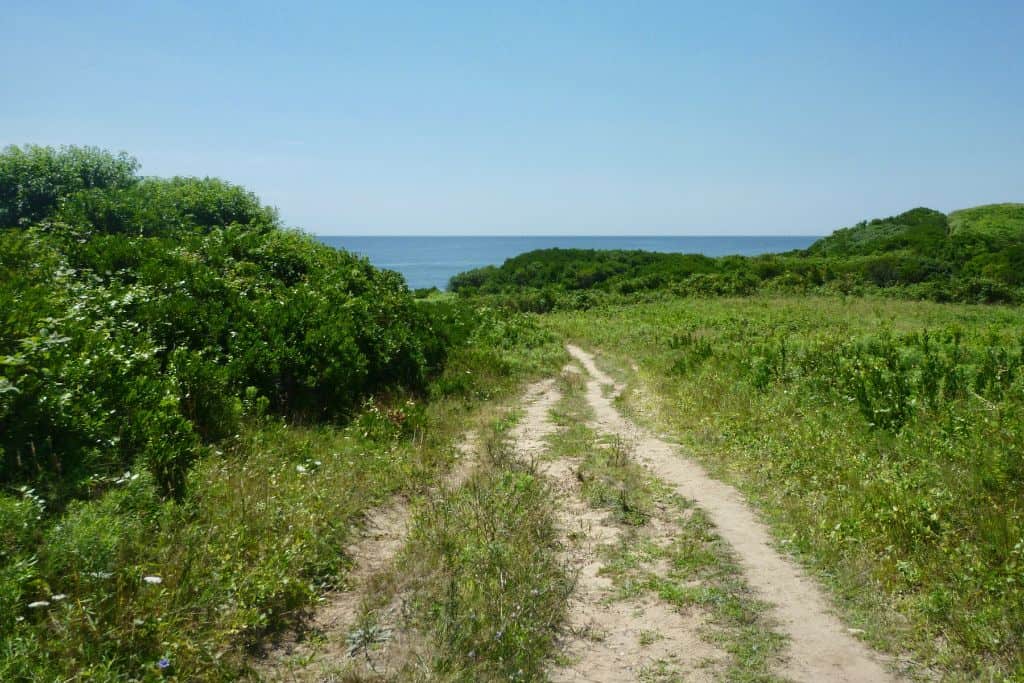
[2,416,434,680]
[392,412,573,681]
[949,203,1024,241]
[545,294,1024,679]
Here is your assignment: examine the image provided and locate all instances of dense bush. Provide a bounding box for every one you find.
[0,145,473,505]
[55,176,278,236]
[0,145,138,228]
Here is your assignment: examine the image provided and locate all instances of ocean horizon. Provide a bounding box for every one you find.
[315,235,821,290]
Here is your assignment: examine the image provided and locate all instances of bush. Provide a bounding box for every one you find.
[0,145,138,228]
[56,176,278,236]
[0,145,481,505]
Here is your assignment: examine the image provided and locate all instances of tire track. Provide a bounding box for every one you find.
[517,376,724,682]
[566,344,897,683]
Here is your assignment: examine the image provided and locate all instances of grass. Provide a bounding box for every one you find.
[1,403,487,680]
[545,294,1024,679]
[0,326,566,680]
[396,416,573,681]
[949,203,1024,240]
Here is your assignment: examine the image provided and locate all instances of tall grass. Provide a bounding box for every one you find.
[397,416,572,681]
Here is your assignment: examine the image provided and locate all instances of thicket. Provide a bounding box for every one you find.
[1,145,482,505]
[449,205,1024,307]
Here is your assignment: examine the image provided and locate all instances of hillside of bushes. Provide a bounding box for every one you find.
[449,204,1024,309]
[1,144,484,506]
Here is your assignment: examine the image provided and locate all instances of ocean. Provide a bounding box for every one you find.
[314,235,820,291]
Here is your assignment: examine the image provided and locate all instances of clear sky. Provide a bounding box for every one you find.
[3,1,1022,235]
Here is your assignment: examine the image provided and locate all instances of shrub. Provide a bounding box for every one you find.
[0,145,138,228]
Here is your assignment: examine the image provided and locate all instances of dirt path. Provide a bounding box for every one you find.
[566,344,898,683]
[516,375,724,682]
[256,434,478,681]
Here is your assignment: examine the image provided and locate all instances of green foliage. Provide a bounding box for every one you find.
[949,203,1024,241]
[0,142,565,679]
[0,145,139,228]
[0,242,199,502]
[0,319,558,679]
[449,248,725,298]
[449,204,1024,306]
[805,207,949,258]
[56,176,278,235]
[949,204,1024,286]
[1,144,480,506]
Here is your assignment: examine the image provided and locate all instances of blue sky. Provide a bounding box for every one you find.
[4,1,1022,235]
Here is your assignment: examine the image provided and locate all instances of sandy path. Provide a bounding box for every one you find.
[566,344,897,683]
[256,434,478,681]
[516,376,723,682]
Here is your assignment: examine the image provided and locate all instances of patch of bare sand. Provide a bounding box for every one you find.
[566,344,899,683]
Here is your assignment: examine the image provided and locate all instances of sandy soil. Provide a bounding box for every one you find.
[517,375,725,682]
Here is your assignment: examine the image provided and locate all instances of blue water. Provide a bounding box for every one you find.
[315,235,820,291]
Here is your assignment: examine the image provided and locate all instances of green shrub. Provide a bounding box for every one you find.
[1,144,491,506]
[0,145,138,228]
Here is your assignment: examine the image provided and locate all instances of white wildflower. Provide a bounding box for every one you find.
[143,575,163,585]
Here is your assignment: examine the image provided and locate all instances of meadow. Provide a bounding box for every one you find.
[545,295,1024,678]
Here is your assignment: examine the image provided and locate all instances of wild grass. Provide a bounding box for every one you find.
[395,414,573,681]
[545,294,1024,679]
[2,416,423,679]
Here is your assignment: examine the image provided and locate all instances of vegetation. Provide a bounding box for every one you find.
[2,145,471,505]
[0,144,563,679]
[546,296,1024,678]
[5,142,1023,679]
[449,204,1024,309]
[399,416,572,681]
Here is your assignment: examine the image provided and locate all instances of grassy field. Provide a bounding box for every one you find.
[544,295,1024,680]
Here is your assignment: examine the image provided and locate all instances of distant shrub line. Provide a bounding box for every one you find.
[449,205,1024,309]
